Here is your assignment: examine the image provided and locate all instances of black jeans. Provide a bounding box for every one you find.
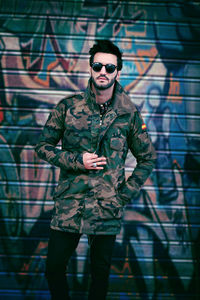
[45,228,116,300]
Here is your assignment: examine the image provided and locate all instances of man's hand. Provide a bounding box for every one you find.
[83,152,107,170]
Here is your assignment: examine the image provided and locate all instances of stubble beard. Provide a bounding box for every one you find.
[91,74,117,91]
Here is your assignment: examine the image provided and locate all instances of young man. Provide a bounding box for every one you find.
[35,40,156,300]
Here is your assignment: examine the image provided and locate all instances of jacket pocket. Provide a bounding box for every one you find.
[110,137,125,151]
[53,179,70,199]
[98,199,123,220]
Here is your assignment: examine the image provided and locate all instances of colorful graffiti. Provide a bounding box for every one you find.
[0,1,200,299]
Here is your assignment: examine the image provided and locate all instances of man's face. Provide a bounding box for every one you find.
[90,52,120,90]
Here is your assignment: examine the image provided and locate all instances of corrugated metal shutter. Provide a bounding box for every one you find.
[0,1,199,299]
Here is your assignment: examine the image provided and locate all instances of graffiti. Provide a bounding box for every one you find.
[0,0,200,299]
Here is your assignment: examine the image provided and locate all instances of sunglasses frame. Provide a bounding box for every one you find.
[92,62,117,74]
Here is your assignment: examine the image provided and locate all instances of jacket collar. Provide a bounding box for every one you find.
[85,78,131,116]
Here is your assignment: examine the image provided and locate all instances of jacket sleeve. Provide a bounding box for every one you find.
[118,110,157,204]
[35,101,85,171]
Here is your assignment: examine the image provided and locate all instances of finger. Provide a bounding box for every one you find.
[92,156,107,162]
[97,160,107,165]
[88,157,106,166]
[92,159,107,165]
[91,160,107,169]
[92,165,105,170]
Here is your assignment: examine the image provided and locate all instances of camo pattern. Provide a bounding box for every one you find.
[35,80,156,234]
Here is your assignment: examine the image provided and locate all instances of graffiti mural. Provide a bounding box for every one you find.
[0,0,200,299]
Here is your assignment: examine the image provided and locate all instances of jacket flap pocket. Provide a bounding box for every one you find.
[110,137,124,151]
[53,180,70,198]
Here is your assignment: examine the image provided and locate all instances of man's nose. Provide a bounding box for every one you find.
[100,66,107,73]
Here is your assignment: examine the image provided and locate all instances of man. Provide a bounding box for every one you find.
[35,39,156,300]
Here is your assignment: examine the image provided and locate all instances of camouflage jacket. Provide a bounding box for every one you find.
[35,80,156,235]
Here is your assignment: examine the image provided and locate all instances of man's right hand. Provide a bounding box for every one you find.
[83,152,107,170]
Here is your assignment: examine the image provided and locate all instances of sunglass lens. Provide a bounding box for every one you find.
[105,64,116,73]
[92,63,102,72]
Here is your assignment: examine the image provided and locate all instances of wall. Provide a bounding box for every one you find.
[0,0,200,299]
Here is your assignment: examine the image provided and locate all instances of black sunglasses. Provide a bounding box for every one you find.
[92,62,117,74]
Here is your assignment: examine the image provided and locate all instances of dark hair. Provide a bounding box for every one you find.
[89,39,123,71]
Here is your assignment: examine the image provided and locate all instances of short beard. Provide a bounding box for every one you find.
[91,74,117,90]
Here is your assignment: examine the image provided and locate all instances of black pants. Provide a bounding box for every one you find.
[45,228,116,300]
